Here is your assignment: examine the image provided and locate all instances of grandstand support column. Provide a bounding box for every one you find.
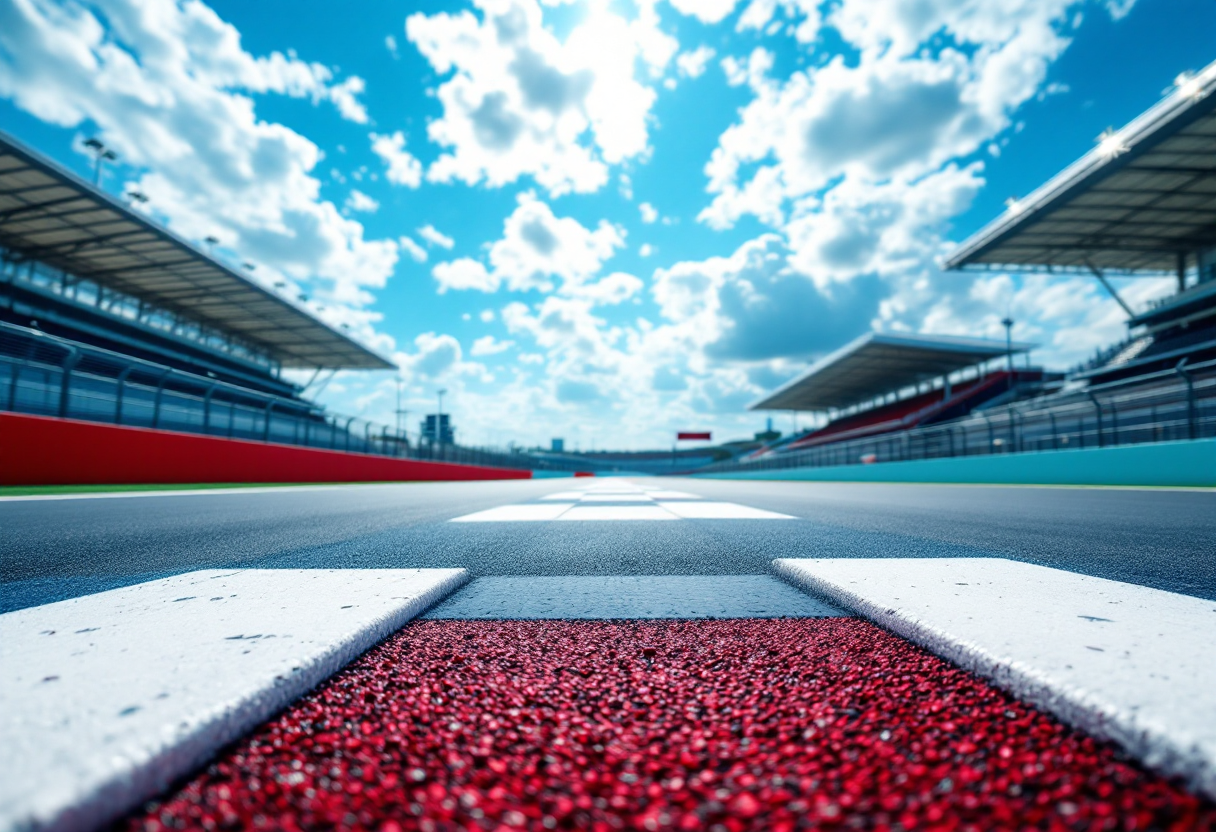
[1086,262,1134,317]
[1177,252,1188,293]
[1048,411,1058,450]
[114,366,133,424]
[57,346,79,419]
[1175,359,1196,440]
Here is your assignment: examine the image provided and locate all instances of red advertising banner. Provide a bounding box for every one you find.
[677,431,712,441]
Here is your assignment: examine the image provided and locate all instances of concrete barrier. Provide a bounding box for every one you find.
[698,438,1216,487]
[0,412,531,485]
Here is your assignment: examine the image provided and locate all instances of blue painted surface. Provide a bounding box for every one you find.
[699,439,1216,487]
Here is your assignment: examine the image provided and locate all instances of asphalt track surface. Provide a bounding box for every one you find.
[3,478,1214,613]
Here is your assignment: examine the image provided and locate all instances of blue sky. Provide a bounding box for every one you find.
[1,0,1214,449]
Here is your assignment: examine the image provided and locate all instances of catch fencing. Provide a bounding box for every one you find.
[703,359,1216,474]
[0,322,569,472]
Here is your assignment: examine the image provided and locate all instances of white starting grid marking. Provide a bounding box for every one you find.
[0,568,468,832]
[775,557,1216,800]
[452,481,794,522]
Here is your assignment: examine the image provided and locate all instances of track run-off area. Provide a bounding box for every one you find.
[2,478,1215,831]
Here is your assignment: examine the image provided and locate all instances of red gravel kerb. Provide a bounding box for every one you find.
[128,619,1216,831]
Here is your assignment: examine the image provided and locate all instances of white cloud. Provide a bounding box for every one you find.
[639,202,658,223]
[571,272,643,305]
[736,0,821,42]
[400,236,428,263]
[0,0,395,350]
[405,0,677,196]
[432,193,627,298]
[676,45,715,79]
[385,34,399,57]
[720,47,773,91]
[667,0,740,25]
[479,309,495,322]
[639,243,654,257]
[432,258,495,292]
[371,131,423,187]
[397,332,477,380]
[327,75,369,124]
[418,224,455,249]
[471,335,515,356]
[345,189,379,213]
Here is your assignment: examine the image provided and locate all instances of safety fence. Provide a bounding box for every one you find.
[0,322,573,473]
[702,358,1216,474]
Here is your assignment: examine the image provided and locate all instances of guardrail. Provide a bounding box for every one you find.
[703,358,1216,474]
[0,322,572,472]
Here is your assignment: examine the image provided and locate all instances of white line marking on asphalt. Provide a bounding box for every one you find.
[449,503,575,522]
[578,494,654,502]
[558,505,679,521]
[540,492,586,500]
[643,490,700,499]
[0,568,467,832]
[660,501,794,519]
[773,557,1216,800]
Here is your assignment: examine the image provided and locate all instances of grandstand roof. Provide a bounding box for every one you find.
[0,131,393,370]
[945,59,1216,276]
[751,332,1033,412]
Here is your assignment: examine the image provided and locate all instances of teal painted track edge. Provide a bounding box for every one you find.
[696,438,1216,487]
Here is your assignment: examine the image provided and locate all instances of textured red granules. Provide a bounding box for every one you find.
[127,619,1215,831]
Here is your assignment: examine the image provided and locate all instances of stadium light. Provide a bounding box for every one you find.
[1096,128,1128,159]
[203,235,219,254]
[83,138,118,186]
[125,189,148,205]
[1174,71,1204,101]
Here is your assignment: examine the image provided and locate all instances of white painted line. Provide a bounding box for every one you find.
[540,492,585,500]
[660,501,794,519]
[578,494,654,502]
[773,557,1216,800]
[449,503,574,522]
[558,505,679,521]
[0,568,467,832]
[643,490,700,499]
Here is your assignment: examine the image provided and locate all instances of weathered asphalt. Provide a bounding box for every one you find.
[2,478,1213,612]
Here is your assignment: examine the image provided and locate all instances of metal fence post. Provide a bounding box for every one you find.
[1087,392,1104,448]
[114,365,133,424]
[1175,359,1196,440]
[202,383,217,433]
[263,400,276,442]
[58,347,80,418]
[1048,410,1057,450]
[151,369,172,429]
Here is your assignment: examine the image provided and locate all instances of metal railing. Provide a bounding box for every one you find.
[703,359,1216,474]
[0,322,571,472]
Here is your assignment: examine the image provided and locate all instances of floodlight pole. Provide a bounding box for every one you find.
[84,138,117,187]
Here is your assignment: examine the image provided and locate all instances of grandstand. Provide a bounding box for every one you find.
[709,58,1216,474]
[0,130,549,474]
[746,332,1045,461]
